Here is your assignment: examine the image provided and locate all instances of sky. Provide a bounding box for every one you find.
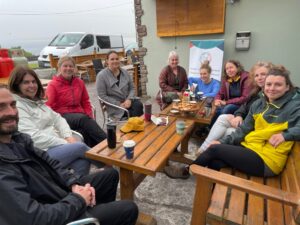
[0,0,136,55]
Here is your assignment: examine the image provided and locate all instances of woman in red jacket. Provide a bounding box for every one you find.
[46,56,106,147]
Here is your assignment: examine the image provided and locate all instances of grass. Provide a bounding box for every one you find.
[28,61,39,69]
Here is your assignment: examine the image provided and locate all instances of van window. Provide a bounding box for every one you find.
[96,36,111,49]
[49,33,84,47]
[80,34,94,49]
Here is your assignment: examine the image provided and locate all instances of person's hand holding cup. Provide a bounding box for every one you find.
[123,140,136,159]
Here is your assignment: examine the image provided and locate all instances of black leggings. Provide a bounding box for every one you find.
[193,144,265,177]
[63,113,107,147]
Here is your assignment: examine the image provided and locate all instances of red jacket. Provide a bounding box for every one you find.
[215,71,251,105]
[46,75,93,118]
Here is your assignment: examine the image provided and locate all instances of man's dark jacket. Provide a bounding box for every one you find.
[0,132,87,225]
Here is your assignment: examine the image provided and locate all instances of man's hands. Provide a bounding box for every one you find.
[120,99,132,109]
[72,183,96,207]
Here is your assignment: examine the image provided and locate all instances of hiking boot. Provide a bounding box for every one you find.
[164,165,190,179]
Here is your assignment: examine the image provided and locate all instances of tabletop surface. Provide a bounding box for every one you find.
[86,116,194,176]
[76,60,94,67]
[160,98,215,125]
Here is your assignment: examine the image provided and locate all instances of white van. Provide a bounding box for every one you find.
[38,32,124,68]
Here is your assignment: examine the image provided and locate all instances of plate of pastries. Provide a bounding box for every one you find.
[172,101,199,112]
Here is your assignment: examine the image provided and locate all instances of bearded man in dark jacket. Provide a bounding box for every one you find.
[0,86,138,225]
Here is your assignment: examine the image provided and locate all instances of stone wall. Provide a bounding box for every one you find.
[134,0,148,97]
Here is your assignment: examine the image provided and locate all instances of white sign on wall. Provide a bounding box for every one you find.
[189,39,224,81]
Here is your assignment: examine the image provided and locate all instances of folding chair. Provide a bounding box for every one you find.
[66,217,100,225]
[97,96,130,128]
[92,59,104,75]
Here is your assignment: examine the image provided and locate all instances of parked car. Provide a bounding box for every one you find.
[38,32,124,68]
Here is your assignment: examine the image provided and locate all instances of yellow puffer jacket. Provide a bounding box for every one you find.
[241,114,294,174]
[220,88,300,174]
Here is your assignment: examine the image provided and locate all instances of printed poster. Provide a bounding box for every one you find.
[189,39,224,81]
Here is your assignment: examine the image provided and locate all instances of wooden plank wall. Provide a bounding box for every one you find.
[156,0,225,37]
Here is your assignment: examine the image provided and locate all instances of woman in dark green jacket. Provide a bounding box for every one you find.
[194,65,300,177]
[166,65,300,179]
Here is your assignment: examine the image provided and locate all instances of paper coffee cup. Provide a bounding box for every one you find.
[123,140,136,159]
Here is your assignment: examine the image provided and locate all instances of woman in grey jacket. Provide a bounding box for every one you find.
[8,66,91,176]
[96,50,143,120]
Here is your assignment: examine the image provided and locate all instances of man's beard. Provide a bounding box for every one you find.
[0,115,19,135]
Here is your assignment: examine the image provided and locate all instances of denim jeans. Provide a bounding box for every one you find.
[47,142,90,176]
[210,104,240,127]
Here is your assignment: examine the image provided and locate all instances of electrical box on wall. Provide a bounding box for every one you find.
[235,31,251,51]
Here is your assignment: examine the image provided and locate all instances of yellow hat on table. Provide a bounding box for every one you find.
[120,117,145,133]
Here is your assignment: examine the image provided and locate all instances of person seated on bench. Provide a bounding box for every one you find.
[96,50,143,120]
[184,61,273,160]
[0,86,139,225]
[46,56,107,148]
[156,51,188,110]
[166,65,300,178]
[8,66,92,176]
[210,60,252,127]
[188,60,220,98]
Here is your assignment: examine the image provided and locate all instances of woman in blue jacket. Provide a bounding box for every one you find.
[188,60,220,97]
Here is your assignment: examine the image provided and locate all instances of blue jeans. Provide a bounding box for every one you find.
[47,142,90,176]
[210,104,240,127]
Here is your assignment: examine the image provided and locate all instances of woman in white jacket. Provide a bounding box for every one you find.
[8,66,91,176]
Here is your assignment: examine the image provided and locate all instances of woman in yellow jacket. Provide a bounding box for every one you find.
[191,65,300,177]
[166,65,300,179]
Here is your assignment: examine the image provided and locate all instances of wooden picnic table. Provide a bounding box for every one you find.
[86,116,194,199]
[86,116,194,225]
[159,98,216,125]
[76,60,96,82]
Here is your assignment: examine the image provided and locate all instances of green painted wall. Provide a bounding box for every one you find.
[141,0,300,96]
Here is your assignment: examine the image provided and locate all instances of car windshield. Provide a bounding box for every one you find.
[49,33,84,47]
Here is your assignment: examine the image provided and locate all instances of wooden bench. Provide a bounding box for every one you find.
[190,141,300,225]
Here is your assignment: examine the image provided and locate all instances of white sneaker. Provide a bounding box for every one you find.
[184,153,198,161]
[184,149,202,160]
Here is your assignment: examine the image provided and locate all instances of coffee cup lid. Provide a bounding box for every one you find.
[123,140,136,147]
